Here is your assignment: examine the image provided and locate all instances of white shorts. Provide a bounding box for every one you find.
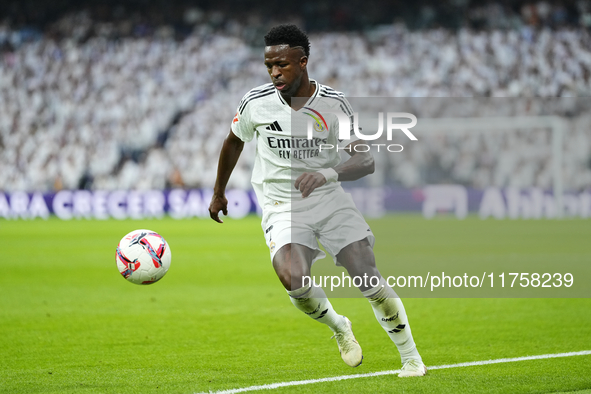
[261,188,375,266]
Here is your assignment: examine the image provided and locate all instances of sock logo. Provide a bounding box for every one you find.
[381,312,399,322]
[313,309,329,320]
[265,121,283,131]
[304,303,321,316]
[388,324,406,333]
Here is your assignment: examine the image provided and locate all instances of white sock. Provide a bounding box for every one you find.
[287,283,346,333]
[362,277,422,364]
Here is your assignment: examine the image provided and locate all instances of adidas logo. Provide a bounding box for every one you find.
[313,308,329,320]
[265,121,283,131]
[387,324,406,334]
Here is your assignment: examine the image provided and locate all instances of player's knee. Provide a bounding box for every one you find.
[273,249,310,291]
[274,264,293,290]
[338,240,378,276]
[275,264,310,291]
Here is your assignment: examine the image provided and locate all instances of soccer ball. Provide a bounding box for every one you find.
[116,229,171,285]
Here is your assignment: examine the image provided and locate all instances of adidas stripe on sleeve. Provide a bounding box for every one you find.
[319,86,358,149]
[231,84,274,142]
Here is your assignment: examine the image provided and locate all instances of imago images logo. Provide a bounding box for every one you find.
[305,111,418,153]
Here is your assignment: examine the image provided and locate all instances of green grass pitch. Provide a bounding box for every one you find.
[1,215,590,393]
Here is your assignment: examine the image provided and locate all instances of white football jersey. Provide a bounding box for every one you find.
[231,80,356,209]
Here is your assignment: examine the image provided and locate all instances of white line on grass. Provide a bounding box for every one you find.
[196,350,591,394]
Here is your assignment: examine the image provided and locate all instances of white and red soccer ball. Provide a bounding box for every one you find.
[116,229,171,285]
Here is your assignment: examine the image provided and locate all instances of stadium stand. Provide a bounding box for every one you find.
[1,1,590,193]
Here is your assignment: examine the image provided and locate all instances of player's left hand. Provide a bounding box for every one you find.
[294,172,327,198]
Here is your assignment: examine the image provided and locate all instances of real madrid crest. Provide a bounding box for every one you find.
[302,107,329,135]
[313,120,324,132]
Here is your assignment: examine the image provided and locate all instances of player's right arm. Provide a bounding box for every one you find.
[210,88,259,222]
[209,130,244,223]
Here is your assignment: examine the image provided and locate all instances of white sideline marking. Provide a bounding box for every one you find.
[196,350,591,394]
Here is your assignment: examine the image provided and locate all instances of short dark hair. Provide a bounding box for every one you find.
[264,24,310,57]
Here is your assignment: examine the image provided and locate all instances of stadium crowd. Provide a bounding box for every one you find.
[1,2,591,193]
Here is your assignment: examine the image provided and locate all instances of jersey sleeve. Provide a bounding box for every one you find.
[230,100,255,142]
[334,95,359,149]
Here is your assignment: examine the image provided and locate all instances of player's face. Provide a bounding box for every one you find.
[264,45,307,97]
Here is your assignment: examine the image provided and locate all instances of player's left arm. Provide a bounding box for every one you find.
[295,140,374,198]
